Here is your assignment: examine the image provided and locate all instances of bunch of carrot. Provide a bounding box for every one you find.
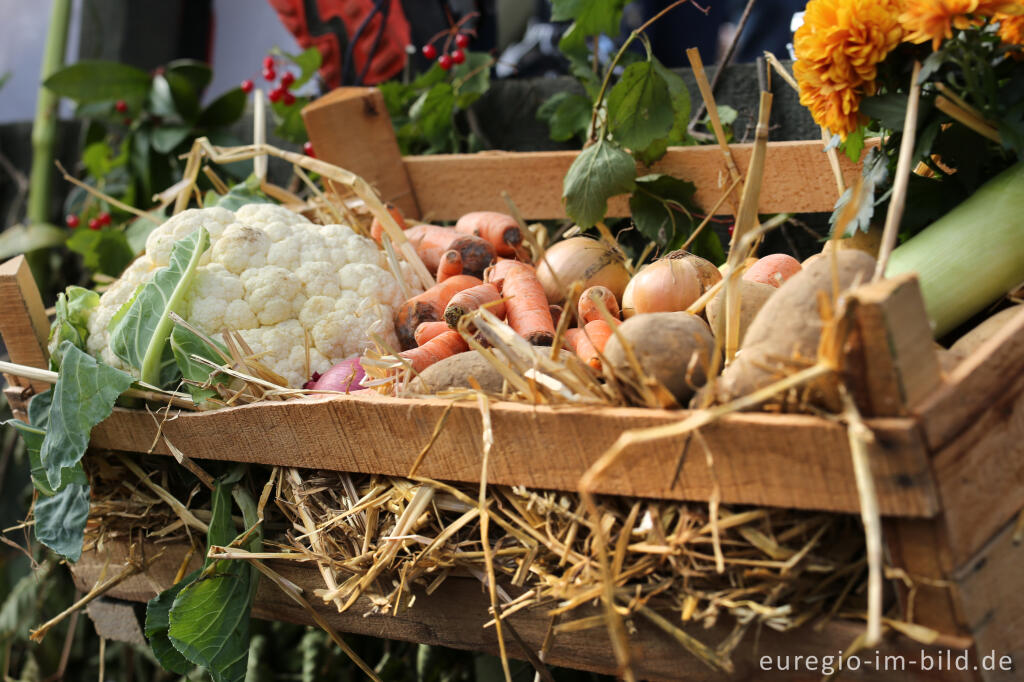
[563,286,620,370]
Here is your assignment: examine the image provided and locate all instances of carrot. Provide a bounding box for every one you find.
[405,224,495,277]
[414,320,451,346]
[502,262,555,345]
[436,249,463,282]
[575,319,614,370]
[370,204,406,244]
[578,285,620,324]
[455,211,522,256]
[563,327,582,352]
[486,258,535,292]
[399,330,468,373]
[394,274,482,350]
[549,304,564,328]
[444,283,506,329]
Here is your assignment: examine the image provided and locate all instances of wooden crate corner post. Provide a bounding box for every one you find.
[0,255,51,419]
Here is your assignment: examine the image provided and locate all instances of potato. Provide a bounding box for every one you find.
[716,250,877,406]
[743,254,801,288]
[706,280,776,345]
[409,351,506,394]
[948,305,1023,361]
[604,311,714,404]
[821,224,883,258]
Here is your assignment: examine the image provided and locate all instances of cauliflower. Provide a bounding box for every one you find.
[86,205,421,388]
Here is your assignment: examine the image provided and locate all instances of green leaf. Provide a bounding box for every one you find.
[82,141,114,179]
[273,46,322,89]
[132,129,153,199]
[654,59,691,148]
[165,71,201,122]
[606,62,674,152]
[452,52,491,109]
[145,569,199,674]
[151,125,192,154]
[270,97,309,144]
[171,325,230,405]
[842,126,866,163]
[148,75,179,119]
[125,207,168,255]
[537,92,592,142]
[66,228,134,277]
[198,88,246,129]
[47,286,100,368]
[7,391,85,498]
[379,81,416,117]
[166,60,212,96]
[0,223,67,260]
[33,482,91,561]
[551,0,628,37]
[629,173,698,246]
[109,227,210,386]
[215,176,275,212]
[563,140,637,228]
[39,343,133,493]
[43,60,151,103]
[410,84,455,144]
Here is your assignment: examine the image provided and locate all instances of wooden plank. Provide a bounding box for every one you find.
[846,273,943,417]
[916,306,1024,451]
[0,255,51,399]
[930,370,1024,567]
[884,518,965,636]
[954,517,1024,682]
[301,87,420,218]
[404,140,862,221]
[89,393,938,516]
[70,540,976,681]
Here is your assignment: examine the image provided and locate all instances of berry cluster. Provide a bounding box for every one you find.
[422,32,469,71]
[240,55,296,105]
[66,211,111,231]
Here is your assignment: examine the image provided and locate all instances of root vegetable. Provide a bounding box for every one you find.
[414,320,451,346]
[455,211,522,256]
[575,319,614,370]
[604,311,714,404]
[949,305,1023,360]
[667,250,722,293]
[578,285,620,323]
[405,224,495,277]
[444,283,506,328]
[369,204,406,243]
[436,250,463,282]
[536,237,629,305]
[625,258,702,316]
[399,330,469,373]
[549,304,564,328]
[503,262,556,345]
[486,257,534,291]
[395,274,482,350]
[742,254,802,288]
[706,280,776,345]
[409,350,507,393]
[304,356,366,392]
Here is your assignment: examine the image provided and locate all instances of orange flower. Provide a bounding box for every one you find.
[900,0,1024,50]
[794,0,906,138]
[996,12,1024,46]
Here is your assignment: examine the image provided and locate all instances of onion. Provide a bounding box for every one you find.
[623,258,701,316]
[536,237,630,305]
[305,356,366,392]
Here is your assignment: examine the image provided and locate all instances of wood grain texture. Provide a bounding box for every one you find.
[931,370,1024,567]
[404,140,863,221]
[916,306,1024,451]
[70,540,976,681]
[89,393,938,516]
[954,517,1024,682]
[0,255,51,396]
[301,87,420,218]
[883,518,964,636]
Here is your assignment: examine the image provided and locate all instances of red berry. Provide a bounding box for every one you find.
[728,224,735,236]
[280,71,295,87]
[455,33,469,48]
[451,49,465,65]
[263,55,275,70]
[422,44,437,60]
[263,67,276,81]
[99,212,111,226]
[438,54,453,70]
[115,99,128,113]
[282,91,296,106]
[268,87,284,103]
[65,214,79,229]
[303,141,316,157]
[240,79,254,93]
[88,218,101,230]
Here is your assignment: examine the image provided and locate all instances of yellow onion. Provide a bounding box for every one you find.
[536,237,630,305]
[622,258,701,317]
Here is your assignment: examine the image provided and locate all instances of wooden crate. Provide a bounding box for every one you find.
[2,88,1023,680]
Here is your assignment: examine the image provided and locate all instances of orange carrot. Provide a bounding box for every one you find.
[405,224,495,277]
[486,258,535,292]
[395,274,482,350]
[455,211,522,256]
[575,319,614,370]
[414,320,451,346]
[399,330,468,373]
[370,204,406,244]
[578,285,620,324]
[563,327,582,352]
[502,262,555,345]
[549,304,564,328]
[436,249,463,282]
[444,283,506,328]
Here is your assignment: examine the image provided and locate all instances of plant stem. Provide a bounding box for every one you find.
[587,0,692,142]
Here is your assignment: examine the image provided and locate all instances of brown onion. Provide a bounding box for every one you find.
[624,258,702,316]
[536,237,630,305]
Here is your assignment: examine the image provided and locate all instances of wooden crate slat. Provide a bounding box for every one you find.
[402,140,862,221]
[0,255,51,406]
[90,393,938,516]
[70,540,977,682]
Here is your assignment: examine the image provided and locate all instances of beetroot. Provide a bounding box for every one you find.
[304,357,365,392]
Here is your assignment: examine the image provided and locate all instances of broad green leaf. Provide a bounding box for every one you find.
[171,325,230,405]
[215,176,274,212]
[151,124,192,154]
[66,228,134,277]
[629,173,698,246]
[198,89,246,128]
[551,0,628,37]
[379,81,416,117]
[273,46,322,89]
[0,223,67,260]
[33,482,90,561]
[606,62,674,152]
[565,53,602,99]
[43,60,150,103]
[410,84,455,144]
[47,286,100,368]
[149,75,179,119]
[166,60,212,96]
[452,52,491,109]
[145,570,199,675]
[563,139,636,228]
[412,63,447,90]
[132,129,153,199]
[653,58,691,151]
[165,70,201,121]
[270,97,310,144]
[39,343,133,492]
[842,126,866,163]
[109,227,210,386]
[537,92,592,142]
[82,141,114,179]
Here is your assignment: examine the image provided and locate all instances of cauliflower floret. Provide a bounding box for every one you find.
[85,204,421,387]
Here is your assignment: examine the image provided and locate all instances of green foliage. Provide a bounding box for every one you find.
[628,174,721,263]
[563,139,636,227]
[268,47,323,143]
[171,325,231,405]
[47,286,99,368]
[66,227,134,277]
[606,62,674,152]
[44,60,151,103]
[536,91,592,143]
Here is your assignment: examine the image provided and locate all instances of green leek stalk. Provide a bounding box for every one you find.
[886,161,1024,337]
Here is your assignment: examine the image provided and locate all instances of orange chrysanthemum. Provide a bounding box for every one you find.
[996,11,1024,45]
[900,0,1024,50]
[794,0,906,138]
